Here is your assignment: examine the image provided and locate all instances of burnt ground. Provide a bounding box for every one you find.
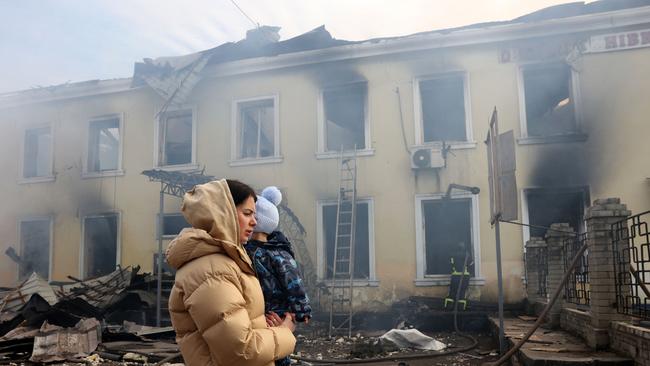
[1,329,499,366]
[1,296,511,365]
[282,313,501,366]
[292,331,500,366]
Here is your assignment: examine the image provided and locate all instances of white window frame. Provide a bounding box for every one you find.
[413,71,476,150]
[316,82,374,159]
[414,192,484,286]
[82,113,125,178]
[18,122,55,184]
[153,105,198,171]
[517,61,586,144]
[520,186,590,247]
[316,198,378,286]
[156,212,190,240]
[230,95,282,166]
[79,212,121,278]
[17,216,54,281]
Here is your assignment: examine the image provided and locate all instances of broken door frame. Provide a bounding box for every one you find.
[414,192,483,286]
[79,211,121,279]
[520,185,590,247]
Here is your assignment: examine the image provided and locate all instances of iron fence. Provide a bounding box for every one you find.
[537,246,548,298]
[612,211,650,319]
[564,233,589,306]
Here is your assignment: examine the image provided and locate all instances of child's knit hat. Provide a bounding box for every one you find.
[253,186,282,234]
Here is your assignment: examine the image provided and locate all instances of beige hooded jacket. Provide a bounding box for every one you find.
[166,179,296,366]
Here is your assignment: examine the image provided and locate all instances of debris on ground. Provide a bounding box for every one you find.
[379,328,447,351]
[1,272,505,366]
[0,267,177,364]
[293,319,497,365]
[30,318,100,363]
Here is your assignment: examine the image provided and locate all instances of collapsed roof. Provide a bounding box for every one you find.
[134,0,650,89]
[2,0,650,106]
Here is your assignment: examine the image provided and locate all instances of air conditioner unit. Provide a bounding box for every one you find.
[411,147,446,169]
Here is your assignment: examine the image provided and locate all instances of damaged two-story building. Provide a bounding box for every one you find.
[1,0,649,310]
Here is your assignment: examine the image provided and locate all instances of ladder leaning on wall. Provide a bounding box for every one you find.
[328,147,358,338]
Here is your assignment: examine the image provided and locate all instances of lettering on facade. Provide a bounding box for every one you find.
[498,41,576,64]
[587,29,650,53]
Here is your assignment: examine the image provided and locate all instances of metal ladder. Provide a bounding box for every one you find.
[328,147,357,338]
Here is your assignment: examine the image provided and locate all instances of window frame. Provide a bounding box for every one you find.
[79,211,121,278]
[414,192,484,286]
[316,82,374,159]
[516,61,586,144]
[156,212,191,239]
[82,113,125,178]
[18,122,55,184]
[413,71,476,149]
[17,216,54,281]
[316,198,378,286]
[153,105,198,171]
[230,95,282,166]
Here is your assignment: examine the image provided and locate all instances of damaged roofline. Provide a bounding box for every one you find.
[203,5,650,78]
[0,78,143,110]
[1,4,649,110]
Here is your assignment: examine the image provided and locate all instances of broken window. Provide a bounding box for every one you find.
[83,214,118,278]
[522,63,576,137]
[236,98,276,159]
[422,198,475,276]
[526,188,587,237]
[323,83,367,152]
[23,126,52,178]
[419,75,467,142]
[87,117,120,172]
[159,213,191,238]
[159,109,193,166]
[322,201,371,280]
[19,218,51,280]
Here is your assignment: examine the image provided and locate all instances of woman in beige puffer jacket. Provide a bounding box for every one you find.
[166,179,296,366]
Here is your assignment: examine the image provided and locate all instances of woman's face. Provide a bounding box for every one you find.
[236,195,257,243]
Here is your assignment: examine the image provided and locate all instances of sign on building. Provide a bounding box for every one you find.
[585,29,650,53]
[486,108,518,222]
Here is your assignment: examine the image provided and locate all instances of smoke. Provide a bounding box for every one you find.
[528,144,588,188]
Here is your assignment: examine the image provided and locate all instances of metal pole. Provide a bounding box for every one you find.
[494,218,506,354]
[156,184,164,327]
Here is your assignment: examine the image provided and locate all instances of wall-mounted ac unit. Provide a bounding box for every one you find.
[411,147,446,169]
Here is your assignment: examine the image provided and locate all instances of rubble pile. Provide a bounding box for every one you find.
[0,267,177,364]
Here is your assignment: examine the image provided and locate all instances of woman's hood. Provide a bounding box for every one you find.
[165,179,254,274]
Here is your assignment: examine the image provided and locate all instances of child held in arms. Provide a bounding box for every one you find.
[245,186,312,366]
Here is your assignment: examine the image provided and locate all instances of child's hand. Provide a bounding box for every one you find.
[266,312,282,327]
[281,313,296,332]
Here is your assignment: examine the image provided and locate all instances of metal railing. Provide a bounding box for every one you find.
[612,211,650,319]
[564,233,589,306]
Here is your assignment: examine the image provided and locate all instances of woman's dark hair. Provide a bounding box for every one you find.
[226,179,257,206]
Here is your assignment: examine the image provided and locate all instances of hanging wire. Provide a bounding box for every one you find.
[229,0,259,28]
[498,218,578,236]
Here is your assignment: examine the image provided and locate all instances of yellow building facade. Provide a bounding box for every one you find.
[1,4,649,306]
